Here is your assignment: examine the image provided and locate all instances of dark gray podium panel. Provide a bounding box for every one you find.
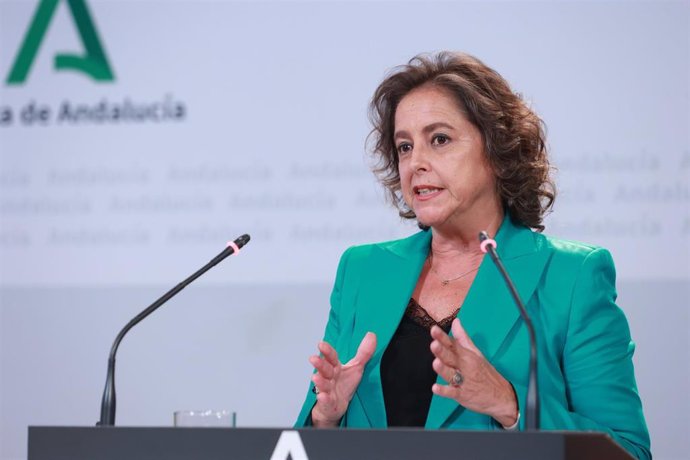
[28,426,633,460]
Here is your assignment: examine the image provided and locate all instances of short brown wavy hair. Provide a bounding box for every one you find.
[368,51,555,231]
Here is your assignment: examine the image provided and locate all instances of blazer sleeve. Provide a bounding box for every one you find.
[294,247,354,427]
[508,248,651,460]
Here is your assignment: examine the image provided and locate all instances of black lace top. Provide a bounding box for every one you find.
[380,298,460,427]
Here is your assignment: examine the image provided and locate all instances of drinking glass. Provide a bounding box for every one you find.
[173,409,236,427]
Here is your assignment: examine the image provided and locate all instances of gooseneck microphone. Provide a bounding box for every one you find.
[479,231,540,431]
[97,234,251,426]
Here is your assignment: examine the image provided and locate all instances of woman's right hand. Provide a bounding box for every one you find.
[309,332,377,427]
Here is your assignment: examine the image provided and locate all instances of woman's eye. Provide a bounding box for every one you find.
[397,143,412,155]
[432,134,450,146]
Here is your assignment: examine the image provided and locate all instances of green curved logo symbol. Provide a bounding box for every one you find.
[6,0,115,85]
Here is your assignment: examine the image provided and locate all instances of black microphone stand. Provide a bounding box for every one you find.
[97,234,250,426]
[479,231,540,430]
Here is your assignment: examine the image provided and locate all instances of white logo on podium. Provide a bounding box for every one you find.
[270,430,309,460]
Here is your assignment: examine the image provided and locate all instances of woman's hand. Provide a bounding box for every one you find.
[309,332,377,427]
[430,318,518,427]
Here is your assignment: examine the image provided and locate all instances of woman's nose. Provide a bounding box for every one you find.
[409,145,430,172]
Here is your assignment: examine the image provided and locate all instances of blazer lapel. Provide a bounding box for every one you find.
[425,217,550,429]
[352,230,431,428]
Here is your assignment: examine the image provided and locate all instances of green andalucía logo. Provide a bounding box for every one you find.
[6,0,115,85]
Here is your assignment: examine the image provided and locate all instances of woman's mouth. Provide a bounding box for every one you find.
[413,185,443,200]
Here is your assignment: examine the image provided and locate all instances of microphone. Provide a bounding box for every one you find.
[97,234,251,426]
[479,231,540,431]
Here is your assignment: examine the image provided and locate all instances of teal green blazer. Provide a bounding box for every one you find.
[296,216,651,460]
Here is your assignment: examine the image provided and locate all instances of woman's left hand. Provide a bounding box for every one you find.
[430,317,518,427]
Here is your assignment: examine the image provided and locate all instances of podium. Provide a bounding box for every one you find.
[28,426,634,460]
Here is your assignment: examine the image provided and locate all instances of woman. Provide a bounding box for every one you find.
[295,52,651,460]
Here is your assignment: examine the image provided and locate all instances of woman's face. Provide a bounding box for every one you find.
[395,85,500,231]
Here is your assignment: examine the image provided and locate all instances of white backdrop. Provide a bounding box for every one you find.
[0,1,688,459]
